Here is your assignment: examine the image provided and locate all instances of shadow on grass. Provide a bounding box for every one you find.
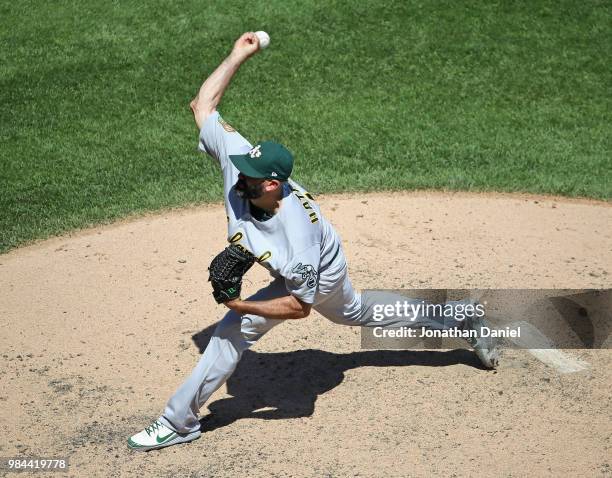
[192,323,483,433]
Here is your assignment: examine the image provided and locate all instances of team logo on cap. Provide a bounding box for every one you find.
[248,145,262,158]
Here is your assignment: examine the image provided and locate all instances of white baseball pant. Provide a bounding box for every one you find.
[160,264,470,433]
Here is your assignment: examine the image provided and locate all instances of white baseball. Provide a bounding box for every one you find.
[255,31,270,49]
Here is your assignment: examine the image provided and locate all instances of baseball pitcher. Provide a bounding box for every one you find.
[128,32,499,451]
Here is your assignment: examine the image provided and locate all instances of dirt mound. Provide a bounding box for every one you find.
[1,191,610,477]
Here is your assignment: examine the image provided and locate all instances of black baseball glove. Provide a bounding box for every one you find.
[208,244,257,303]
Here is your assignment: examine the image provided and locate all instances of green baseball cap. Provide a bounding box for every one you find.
[229,141,294,181]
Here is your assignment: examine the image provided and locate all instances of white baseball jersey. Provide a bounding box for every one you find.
[198,111,346,304]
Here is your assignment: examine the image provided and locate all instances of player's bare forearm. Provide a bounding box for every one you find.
[190,55,243,128]
[190,32,260,129]
[225,295,312,320]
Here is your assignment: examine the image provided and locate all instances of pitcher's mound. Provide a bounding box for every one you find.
[1,191,610,477]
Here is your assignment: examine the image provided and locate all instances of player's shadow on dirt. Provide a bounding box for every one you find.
[192,323,483,433]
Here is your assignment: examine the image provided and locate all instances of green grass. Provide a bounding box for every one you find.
[1,0,610,253]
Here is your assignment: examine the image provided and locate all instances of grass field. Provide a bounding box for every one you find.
[1,0,610,253]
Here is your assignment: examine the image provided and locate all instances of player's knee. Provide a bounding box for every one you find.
[241,329,264,345]
[213,311,242,340]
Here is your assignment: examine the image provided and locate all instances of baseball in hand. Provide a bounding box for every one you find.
[255,31,270,49]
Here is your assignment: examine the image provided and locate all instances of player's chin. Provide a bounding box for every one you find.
[234,187,254,200]
[234,182,263,200]
[234,179,248,196]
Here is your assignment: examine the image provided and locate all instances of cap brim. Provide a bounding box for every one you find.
[229,154,268,179]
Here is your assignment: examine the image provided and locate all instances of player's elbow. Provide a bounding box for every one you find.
[189,98,214,130]
[288,295,312,319]
[296,301,312,319]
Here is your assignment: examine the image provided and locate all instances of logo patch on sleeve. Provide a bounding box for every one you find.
[291,263,318,288]
[218,117,236,132]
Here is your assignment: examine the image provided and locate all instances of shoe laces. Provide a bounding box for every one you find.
[145,420,163,436]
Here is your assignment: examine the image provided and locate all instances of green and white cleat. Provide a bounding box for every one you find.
[464,314,500,369]
[127,419,201,452]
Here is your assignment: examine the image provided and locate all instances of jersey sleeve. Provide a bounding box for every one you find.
[198,111,252,198]
[283,245,321,304]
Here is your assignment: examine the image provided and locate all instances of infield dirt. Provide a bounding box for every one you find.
[1,191,610,477]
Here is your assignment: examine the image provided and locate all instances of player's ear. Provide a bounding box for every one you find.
[265,179,281,192]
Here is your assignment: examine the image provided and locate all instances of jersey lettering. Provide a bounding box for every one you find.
[290,187,319,223]
[229,232,243,243]
[258,251,272,262]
